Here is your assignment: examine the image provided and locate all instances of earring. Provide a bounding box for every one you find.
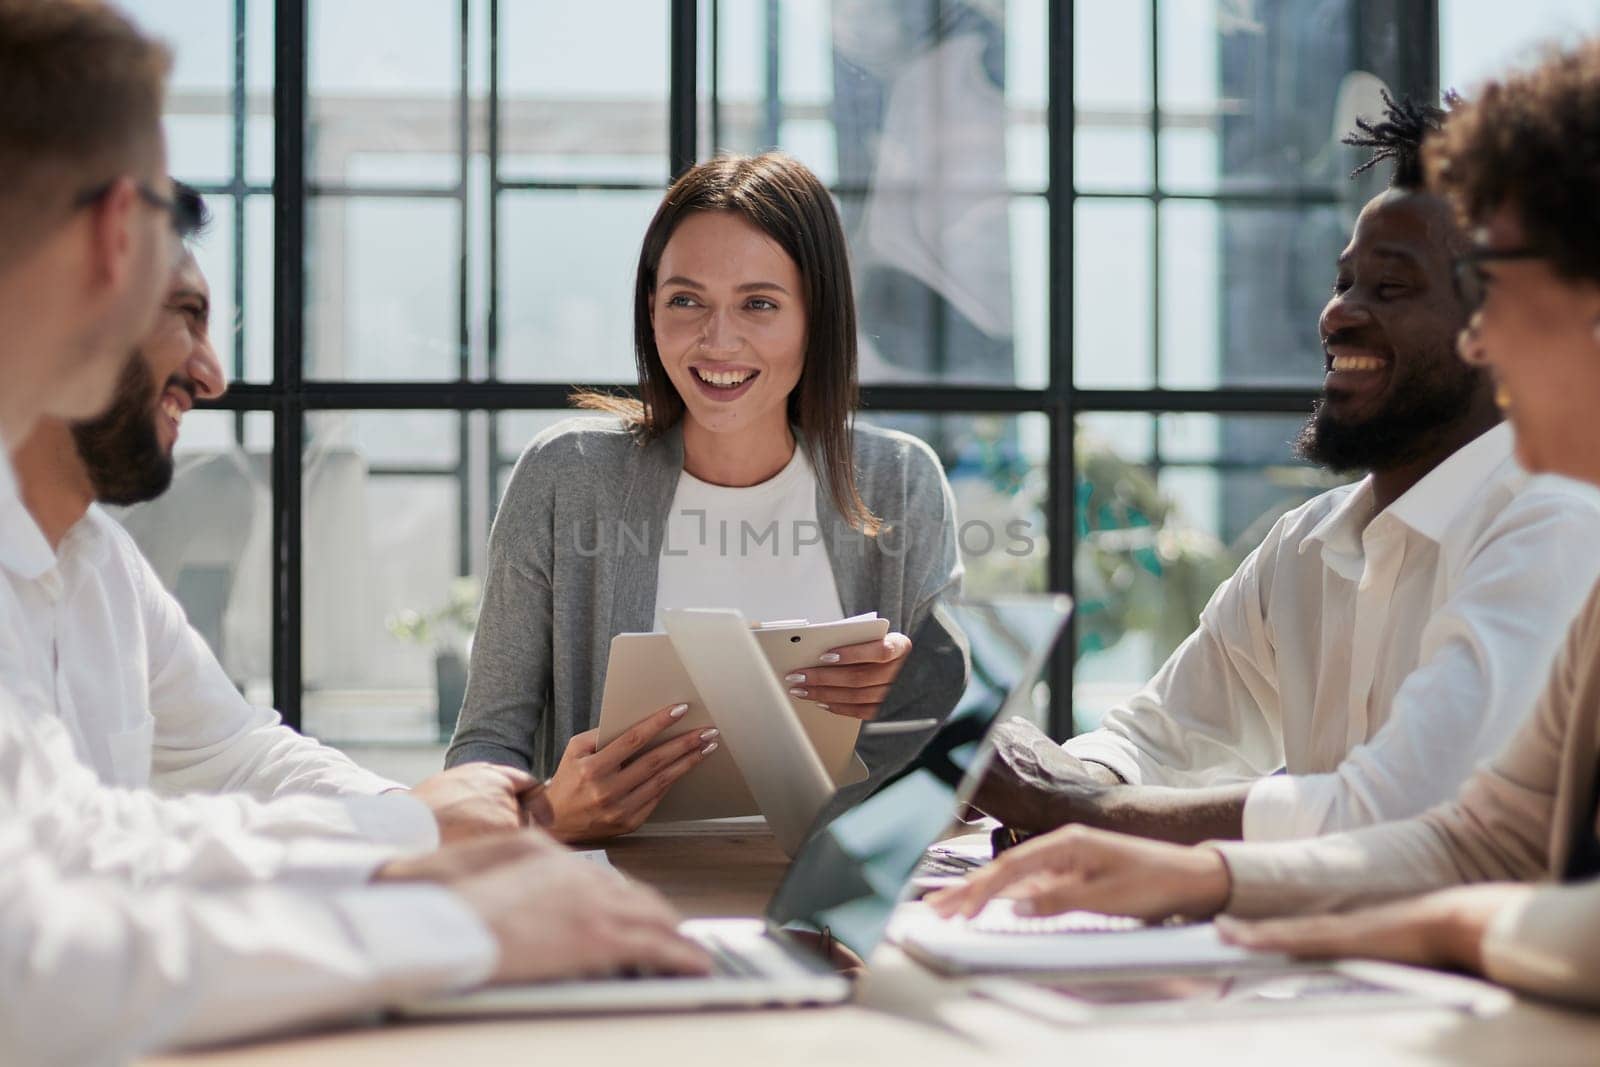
[1495,384,1513,412]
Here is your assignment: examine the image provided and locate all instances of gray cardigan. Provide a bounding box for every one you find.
[446,416,967,784]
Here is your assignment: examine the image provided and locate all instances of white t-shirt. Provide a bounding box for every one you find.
[653,445,844,629]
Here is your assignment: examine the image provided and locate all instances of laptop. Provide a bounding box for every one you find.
[398,594,1074,1018]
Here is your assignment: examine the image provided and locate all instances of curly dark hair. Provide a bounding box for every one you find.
[1425,38,1600,285]
[1343,89,1452,189]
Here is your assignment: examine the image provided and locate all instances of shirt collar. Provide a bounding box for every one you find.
[1384,422,1516,542]
[0,452,56,581]
[1299,477,1376,570]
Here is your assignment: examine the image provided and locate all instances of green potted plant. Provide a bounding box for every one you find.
[385,576,482,741]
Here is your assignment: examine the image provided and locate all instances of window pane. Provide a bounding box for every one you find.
[111,411,275,707]
[126,1,273,384]
[126,0,234,184]
[1073,413,1341,733]
[1074,200,1152,388]
[306,198,459,380]
[859,413,1050,599]
[1075,1,1151,193]
[497,190,661,382]
[1157,1,1358,195]
[1159,201,1343,388]
[1440,1,1600,90]
[499,0,670,183]
[301,413,469,745]
[716,0,1040,386]
[308,0,460,188]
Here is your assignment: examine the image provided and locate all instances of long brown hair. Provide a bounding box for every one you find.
[575,151,878,534]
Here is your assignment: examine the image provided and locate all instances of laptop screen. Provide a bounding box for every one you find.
[764,594,1073,955]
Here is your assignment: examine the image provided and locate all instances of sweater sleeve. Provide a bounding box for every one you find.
[1481,880,1600,1009]
[851,435,968,781]
[446,433,558,774]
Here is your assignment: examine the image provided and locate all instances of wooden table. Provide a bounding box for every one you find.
[145,821,1600,1067]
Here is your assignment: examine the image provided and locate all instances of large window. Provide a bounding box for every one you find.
[114,2,1594,751]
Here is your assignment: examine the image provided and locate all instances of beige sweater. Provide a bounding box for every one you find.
[1212,580,1600,1007]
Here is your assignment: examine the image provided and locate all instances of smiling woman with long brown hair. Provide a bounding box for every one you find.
[446,152,966,844]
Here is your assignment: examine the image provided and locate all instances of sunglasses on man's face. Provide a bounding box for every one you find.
[1452,246,1545,312]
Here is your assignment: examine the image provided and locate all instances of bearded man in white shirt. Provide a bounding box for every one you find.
[0,4,705,1063]
[6,183,541,848]
[972,94,1600,845]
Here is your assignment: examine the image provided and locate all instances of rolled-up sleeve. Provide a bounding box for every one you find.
[1065,527,1285,788]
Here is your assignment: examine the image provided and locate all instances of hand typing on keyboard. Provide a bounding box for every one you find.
[925,823,1232,923]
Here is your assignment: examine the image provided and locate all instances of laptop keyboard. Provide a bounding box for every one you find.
[692,930,774,978]
[967,907,1145,935]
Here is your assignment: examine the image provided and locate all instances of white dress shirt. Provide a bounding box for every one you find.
[0,458,496,1063]
[0,489,436,851]
[1065,424,1600,840]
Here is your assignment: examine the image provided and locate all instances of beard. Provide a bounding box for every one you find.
[70,352,175,506]
[1294,338,1488,474]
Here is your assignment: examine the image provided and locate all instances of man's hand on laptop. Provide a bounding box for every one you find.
[545,702,718,843]
[459,850,712,983]
[925,824,1231,923]
[783,631,912,720]
[373,828,562,885]
[410,763,552,844]
[965,718,1119,833]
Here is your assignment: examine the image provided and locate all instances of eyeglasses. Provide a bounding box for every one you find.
[73,179,198,241]
[1452,246,1545,312]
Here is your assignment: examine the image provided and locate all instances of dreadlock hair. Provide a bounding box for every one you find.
[1343,89,1455,189]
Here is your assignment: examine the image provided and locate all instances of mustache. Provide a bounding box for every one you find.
[159,374,198,405]
[1322,327,1389,351]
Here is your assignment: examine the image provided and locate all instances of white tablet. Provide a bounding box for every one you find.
[596,614,886,824]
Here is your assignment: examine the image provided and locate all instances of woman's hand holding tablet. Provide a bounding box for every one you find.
[543,702,721,843]
[783,631,913,721]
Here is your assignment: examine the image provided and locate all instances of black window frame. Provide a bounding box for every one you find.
[194,0,1437,736]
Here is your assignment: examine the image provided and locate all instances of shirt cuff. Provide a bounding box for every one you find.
[1241,774,1306,841]
[1060,734,1143,786]
[340,792,440,853]
[333,883,499,1000]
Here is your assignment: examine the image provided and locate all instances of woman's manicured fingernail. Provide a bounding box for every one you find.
[789,687,809,698]
[816,703,830,711]
[819,653,841,664]
[669,703,689,718]
[701,741,719,756]
[784,673,806,684]
[699,728,719,741]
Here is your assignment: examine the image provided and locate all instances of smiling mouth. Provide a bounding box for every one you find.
[692,366,759,390]
[1328,354,1387,372]
[158,381,196,429]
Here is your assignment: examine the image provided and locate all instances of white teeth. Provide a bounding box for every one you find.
[696,368,753,387]
[161,395,182,422]
[1330,355,1386,372]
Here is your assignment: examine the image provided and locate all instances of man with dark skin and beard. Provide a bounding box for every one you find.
[969,96,1600,846]
[6,184,552,846]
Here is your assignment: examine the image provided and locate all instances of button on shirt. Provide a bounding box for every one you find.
[0,487,435,849]
[1065,424,1600,840]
